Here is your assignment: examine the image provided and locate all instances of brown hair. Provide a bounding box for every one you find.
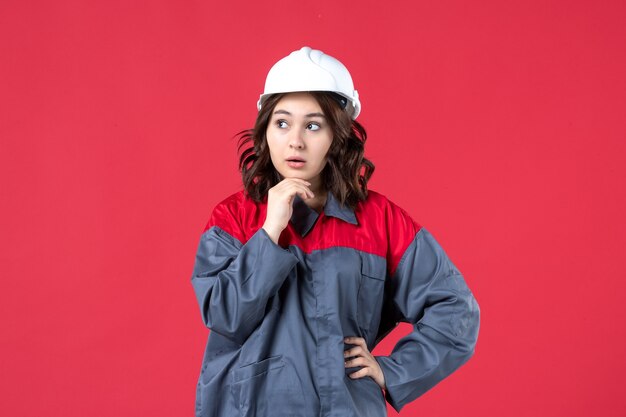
[238,92,375,209]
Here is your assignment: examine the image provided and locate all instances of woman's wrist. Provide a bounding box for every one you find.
[262,223,282,244]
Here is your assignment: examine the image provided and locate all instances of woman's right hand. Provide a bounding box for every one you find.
[262,178,314,244]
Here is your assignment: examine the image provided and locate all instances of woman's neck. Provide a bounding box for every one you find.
[305,193,327,213]
[305,181,327,213]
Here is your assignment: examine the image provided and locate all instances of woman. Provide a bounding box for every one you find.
[191,46,480,417]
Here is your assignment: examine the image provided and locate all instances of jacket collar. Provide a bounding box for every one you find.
[291,192,358,237]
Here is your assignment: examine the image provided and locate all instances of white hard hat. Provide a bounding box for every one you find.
[257,46,361,119]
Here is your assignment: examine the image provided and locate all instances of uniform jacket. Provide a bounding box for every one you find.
[191,190,480,417]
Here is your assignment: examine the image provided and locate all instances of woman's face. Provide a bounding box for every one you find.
[266,92,333,189]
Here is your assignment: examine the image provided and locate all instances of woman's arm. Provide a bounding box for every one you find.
[191,202,299,346]
[376,227,480,412]
[191,178,313,345]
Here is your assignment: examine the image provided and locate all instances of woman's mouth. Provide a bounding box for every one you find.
[286,157,306,168]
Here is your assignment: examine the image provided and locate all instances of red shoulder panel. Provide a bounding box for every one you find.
[203,190,421,276]
[378,193,422,276]
[203,191,248,244]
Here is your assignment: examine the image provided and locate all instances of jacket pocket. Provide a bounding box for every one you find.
[357,255,386,342]
[231,355,305,417]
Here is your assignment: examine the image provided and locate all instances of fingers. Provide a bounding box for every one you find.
[344,356,366,368]
[344,336,366,346]
[343,336,386,389]
[273,177,312,189]
[263,178,315,243]
[272,178,314,200]
[344,337,370,366]
[343,337,366,358]
[348,367,372,379]
[280,177,312,187]
[344,347,362,357]
[344,336,367,349]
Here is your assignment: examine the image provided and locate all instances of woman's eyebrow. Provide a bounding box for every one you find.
[273,109,325,118]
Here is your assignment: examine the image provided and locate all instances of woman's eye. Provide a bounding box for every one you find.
[277,120,288,128]
[307,123,321,131]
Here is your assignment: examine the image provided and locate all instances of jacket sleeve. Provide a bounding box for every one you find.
[191,204,299,345]
[376,227,480,412]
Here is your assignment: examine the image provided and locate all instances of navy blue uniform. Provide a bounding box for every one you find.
[191,190,479,416]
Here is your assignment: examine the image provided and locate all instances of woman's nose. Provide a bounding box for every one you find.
[288,130,305,149]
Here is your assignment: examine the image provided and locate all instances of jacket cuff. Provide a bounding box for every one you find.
[242,227,299,287]
[375,356,404,412]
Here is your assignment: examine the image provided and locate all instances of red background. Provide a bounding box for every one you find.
[2,0,625,416]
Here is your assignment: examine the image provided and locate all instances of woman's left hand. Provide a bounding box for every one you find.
[344,337,386,390]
